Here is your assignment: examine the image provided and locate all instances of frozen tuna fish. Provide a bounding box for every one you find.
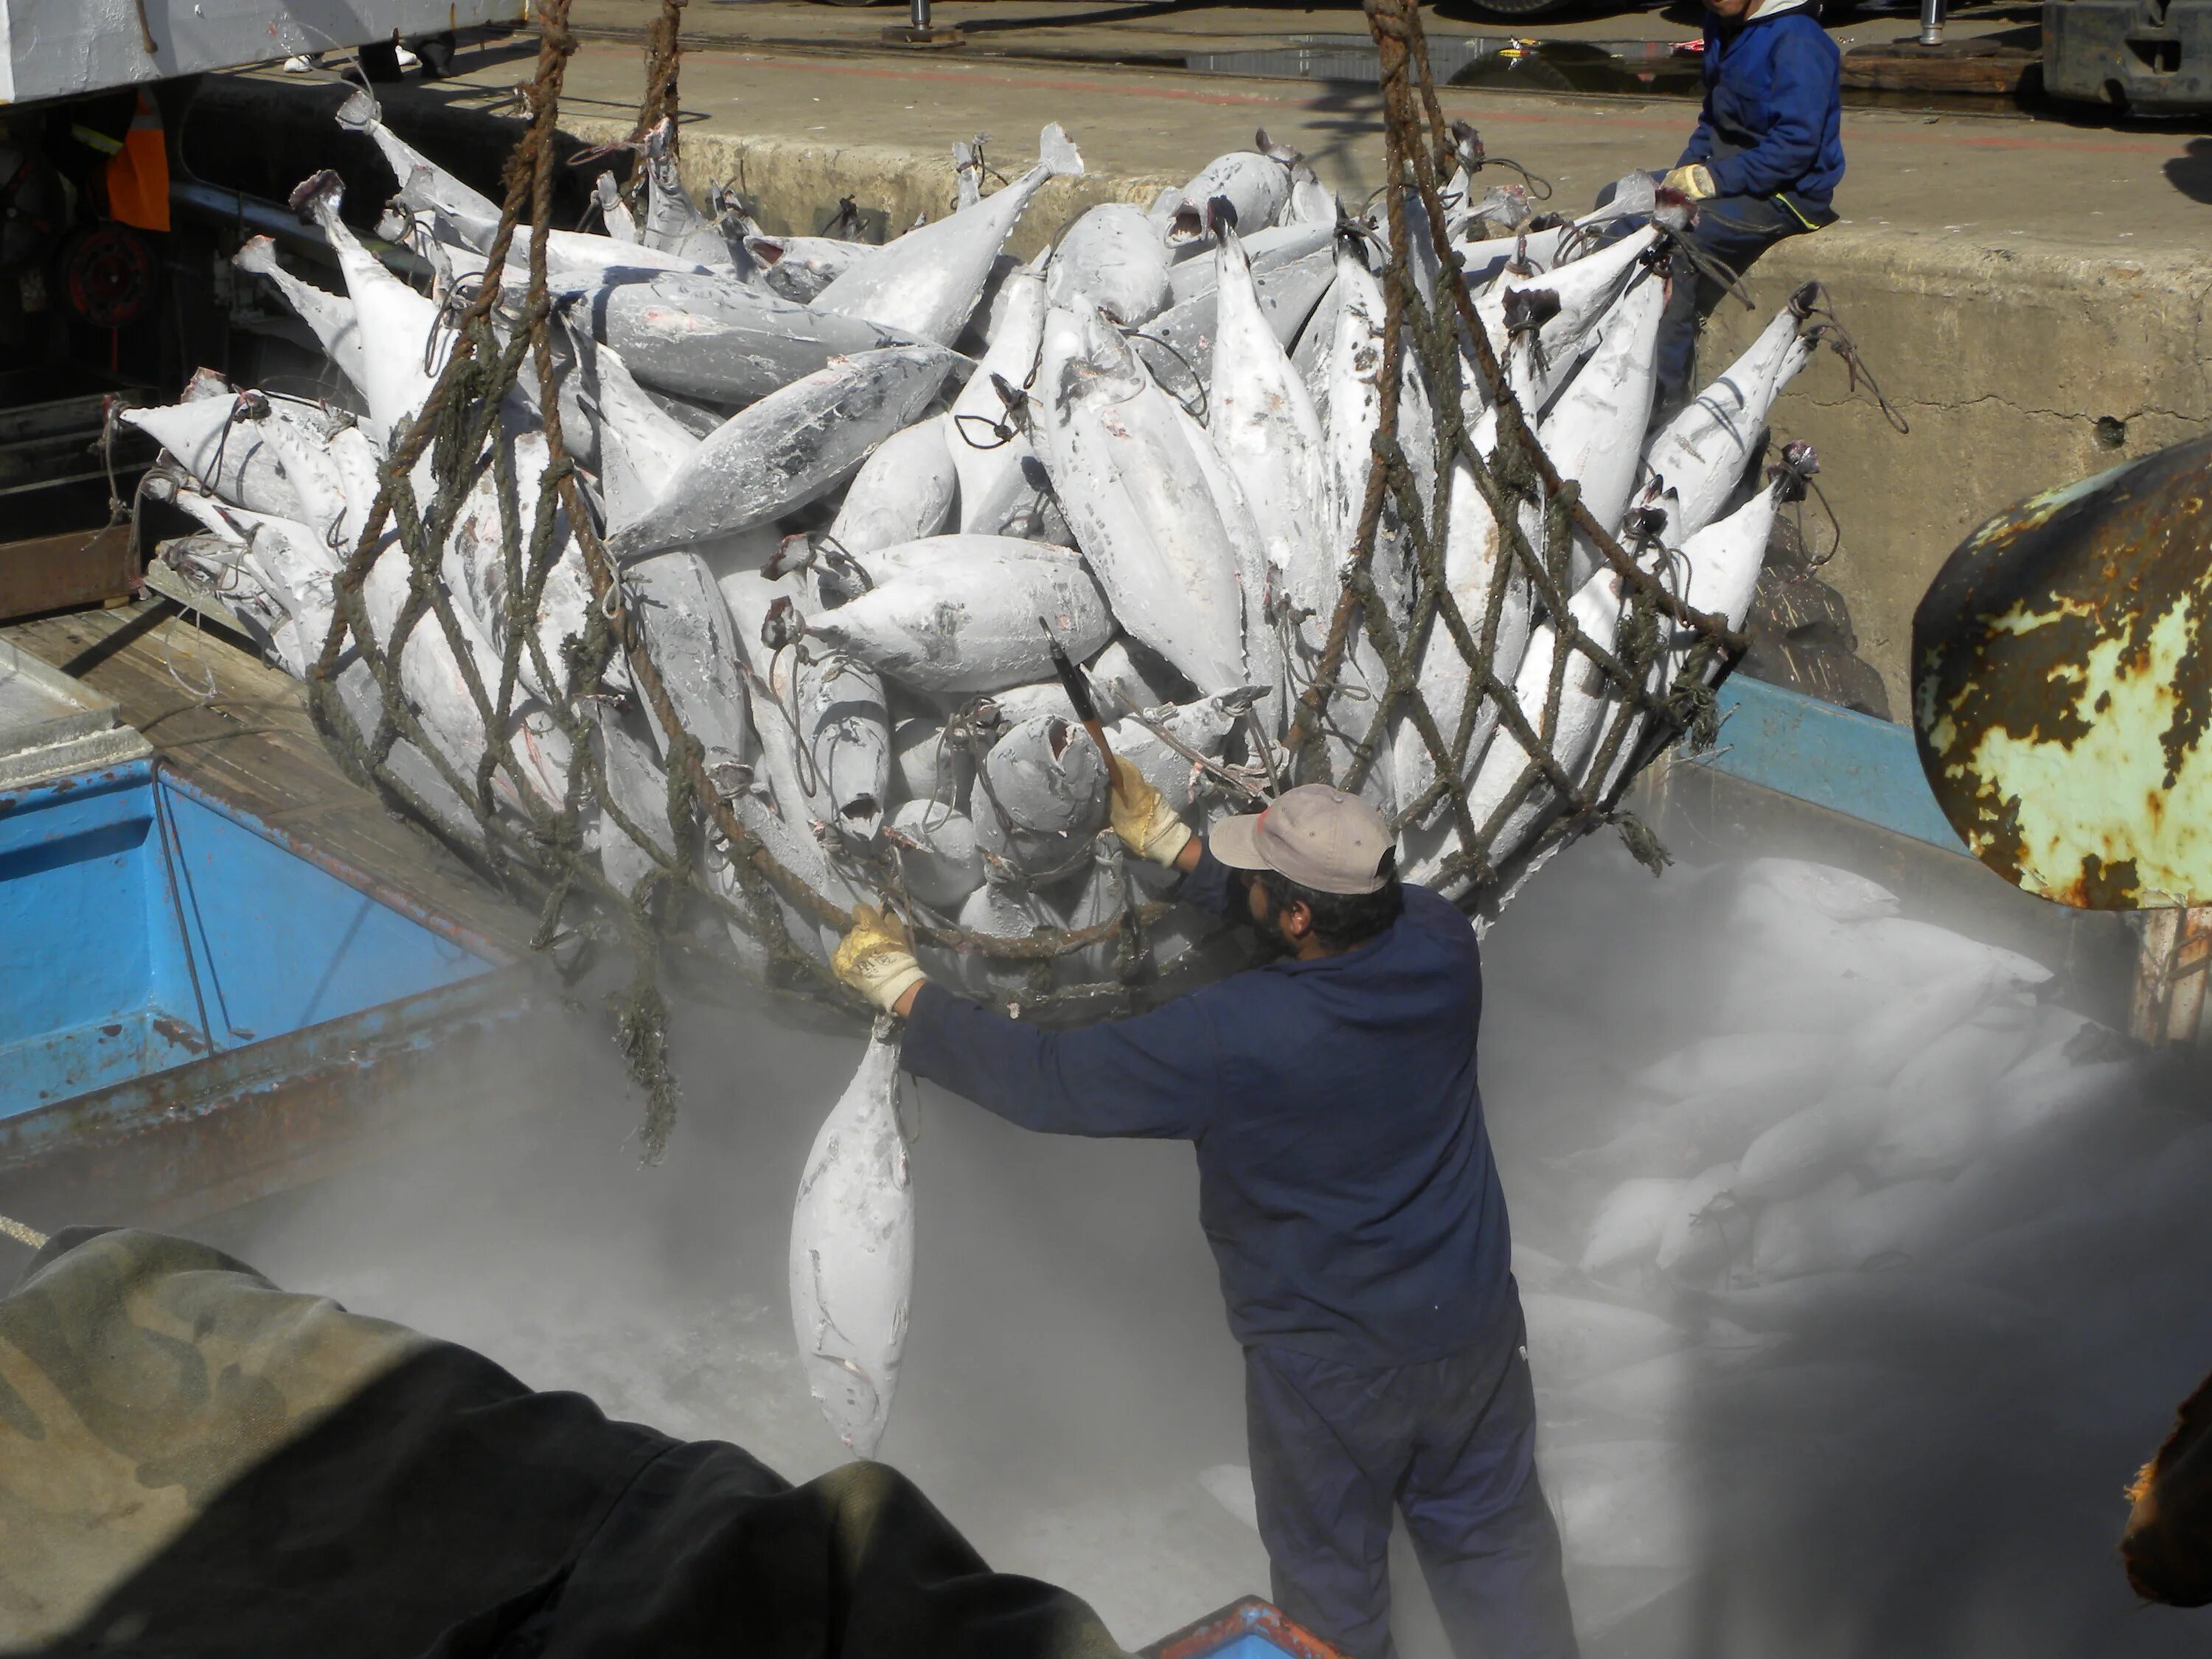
[789,1027,914,1460]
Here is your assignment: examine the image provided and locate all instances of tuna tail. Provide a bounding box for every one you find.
[1788,279,1829,323]
[288,167,344,223]
[1255,126,1301,166]
[1035,123,1084,181]
[334,85,381,133]
[1206,195,1239,240]
[231,234,279,277]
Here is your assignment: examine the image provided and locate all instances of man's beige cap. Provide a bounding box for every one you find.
[1210,785,1394,896]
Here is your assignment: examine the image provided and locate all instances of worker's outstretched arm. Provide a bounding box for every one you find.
[901,980,1220,1139]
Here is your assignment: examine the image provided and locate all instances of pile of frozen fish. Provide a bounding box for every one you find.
[1503,855,2198,1638]
[128,91,1836,990]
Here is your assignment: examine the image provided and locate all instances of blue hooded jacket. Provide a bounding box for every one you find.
[1679,2,1845,209]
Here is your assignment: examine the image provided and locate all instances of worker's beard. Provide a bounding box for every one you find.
[1242,879,1297,960]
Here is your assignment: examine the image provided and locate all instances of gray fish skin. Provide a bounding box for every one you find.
[124,394,341,532]
[953,878,1046,1000]
[886,798,985,911]
[231,237,367,403]
[746,234,874,303]
[1089,636,1193,714]
[823,417,959,560]
[804,535,1114,696]
[788,1028,913,1461]
[625,550,757,793]
[1166,220,1332,309]
[1108,688,1267,813]
[786,650,894,843]
[1158,147,1295,244]
[1133,243,1335,398]
[607,346,961,562]
[970,713,1109,880]
[566,333,700,529]
[335,85,500,239]
[1043,841,1127,985]
[639,118,752,276]
[891,712,972,813]
[596,701,677,899]
[949,265,1048,536]
[1046,201,1174,327]
[815,124,1082,346]
[584,271,929,406]
[1037,306,1248,695]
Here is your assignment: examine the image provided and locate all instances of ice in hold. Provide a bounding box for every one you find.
[1580,1176,1689,1278]
[1200,1465,1261,1531]
[790,1027,914,1460]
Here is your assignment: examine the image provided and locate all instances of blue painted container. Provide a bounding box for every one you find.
[1686,675,1967,855]
[0,757,529,1231]
[0,759,494,1117]
[1141,1597,1343,1659]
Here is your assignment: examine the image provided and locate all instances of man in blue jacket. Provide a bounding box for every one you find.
[833,771,1577,1659]
[1656,0,1844,412]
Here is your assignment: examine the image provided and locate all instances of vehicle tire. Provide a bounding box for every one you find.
[1458,0,1573,16]
[358,39,405,82]
[412,30,458,80]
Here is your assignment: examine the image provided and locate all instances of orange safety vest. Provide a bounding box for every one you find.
[102,91,170,234]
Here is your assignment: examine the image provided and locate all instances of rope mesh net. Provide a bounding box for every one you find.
[295,0,1746,1155]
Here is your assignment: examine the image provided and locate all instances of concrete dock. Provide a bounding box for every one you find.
[372,0,2211,714]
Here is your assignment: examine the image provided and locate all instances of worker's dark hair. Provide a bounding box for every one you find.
[1253,855,1405,953]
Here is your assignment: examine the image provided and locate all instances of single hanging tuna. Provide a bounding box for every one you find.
[789,1027,915,1461]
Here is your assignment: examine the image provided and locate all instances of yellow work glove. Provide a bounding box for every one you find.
[832,903,928,1015]
[1662,164,1716,202]
[1108,757,1194,868]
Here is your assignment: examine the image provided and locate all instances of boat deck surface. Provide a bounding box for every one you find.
[4,600,539,959]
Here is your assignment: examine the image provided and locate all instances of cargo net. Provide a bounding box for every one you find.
[139,0,1870,1153]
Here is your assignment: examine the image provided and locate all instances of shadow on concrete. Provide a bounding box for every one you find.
[2163,136,2212,204]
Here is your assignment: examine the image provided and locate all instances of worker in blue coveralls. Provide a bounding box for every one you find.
[1654,0,1844,415]
[833,767,1578,1659]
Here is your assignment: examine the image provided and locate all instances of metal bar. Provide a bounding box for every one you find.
[151,768,218,1054]
[911,0,930,29]
[1919,0,1945,47]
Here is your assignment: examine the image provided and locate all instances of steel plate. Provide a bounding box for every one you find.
[1913,433,2212,909]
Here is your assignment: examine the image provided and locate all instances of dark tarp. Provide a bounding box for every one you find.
[0,1228,1133,1659]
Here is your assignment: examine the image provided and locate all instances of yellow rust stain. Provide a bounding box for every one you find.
[1969,597,2212,905]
